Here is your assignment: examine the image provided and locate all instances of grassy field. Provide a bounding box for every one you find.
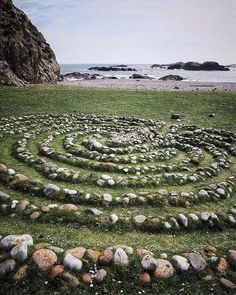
[0,85,236,295]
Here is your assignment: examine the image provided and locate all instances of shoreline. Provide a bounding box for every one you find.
[58,79,236,92]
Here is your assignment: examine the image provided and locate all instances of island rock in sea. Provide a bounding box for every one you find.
[0,0,60,86]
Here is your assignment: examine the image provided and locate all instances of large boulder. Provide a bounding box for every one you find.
[0,0,60,85]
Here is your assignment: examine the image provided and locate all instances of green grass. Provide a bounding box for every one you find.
[0,85,236,295]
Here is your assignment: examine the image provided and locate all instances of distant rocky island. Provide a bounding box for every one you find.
[0,0,60,86]
[88,66,137,71]
[151,61,230,71]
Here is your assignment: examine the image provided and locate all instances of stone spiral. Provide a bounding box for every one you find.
[0,113,235,233]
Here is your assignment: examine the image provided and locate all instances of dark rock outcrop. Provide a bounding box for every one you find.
[0,0,60,85]
[63,72,100,80]
[166,61,229,71]
[129,74,153,79]
[159,75,184,81]
[88,66,136,72]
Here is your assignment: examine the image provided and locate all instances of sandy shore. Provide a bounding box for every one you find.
[59,79,236,92]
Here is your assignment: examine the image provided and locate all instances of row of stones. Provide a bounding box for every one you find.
[1,192,236,233]
[0,113,165,139]
[0,162,235,208]
[0,234,236,290]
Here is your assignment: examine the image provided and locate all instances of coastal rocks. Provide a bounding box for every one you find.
[33,249,57,272]
[154,259,174,278]
[95,269,107,282]
[0,234,33,249]
[129,74,153,79]
[187,253,206,271]
[159,75,184,81]
[0,259,16,278]
[0,0,60,84]
[167,61,229,71]
[63,254,83,272]
[66,247,86,260]
[88,66,136,71]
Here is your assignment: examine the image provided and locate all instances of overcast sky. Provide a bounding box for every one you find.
[13,0,236,64]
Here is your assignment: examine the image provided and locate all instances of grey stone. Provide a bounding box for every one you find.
[172,255,190,271]
[63,254,83,272]
[188,252,206,271]
[10,241,28,263]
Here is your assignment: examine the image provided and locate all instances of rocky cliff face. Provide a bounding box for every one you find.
[0,0,60,85]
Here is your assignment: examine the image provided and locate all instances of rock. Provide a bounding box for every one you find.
[15,200,29,211]
[85,249,101,263]
[0,61,24,86]
[191,157,200,165]
[82,273,92,284]
[172,255,190,271]
[85,207,103,216]
[30,211,40,219]
[188,252,206,271]
[167,61,229,71]
[34,243,50,250]
[138,272,151,284]
[0,1,60,85]
[99,249,113,265]
[49,265,64,280]
[60,204,77,212]
[228,250,236,270]
[114,248,129,266]
[200,212,210,222]
[63,254,83,272]
[110,214,119,224]
[47,246,64,254]
[154,259,174,278]
[171,114,180,120]
[33,249,57,272]
[13,265,27,280]
[177,214,188,227]
[59,271,80,288]
[10,241,28,263]
[0,234,33,249]
[188,213,199,221]
[66,247,86,260]
[129,74,153,79]
[0,191,10,202]
[159,75,184,81]
[141,255,157,271]
[216,258,228,273]
[43,184,60,197]
[134,215,146,224]
[0,259,16,278]
[89,66,136,72]
[95,269,107,282]
[198,189,209,198]
[220,277,236,289]
[103,193,112,202]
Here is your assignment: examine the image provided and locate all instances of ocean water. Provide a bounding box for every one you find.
[60,64,236,83]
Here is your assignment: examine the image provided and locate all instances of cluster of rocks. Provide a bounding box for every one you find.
[151,61,229,71]
[0,234,235,290]
[88,66,137,71]
[1,191,236,233]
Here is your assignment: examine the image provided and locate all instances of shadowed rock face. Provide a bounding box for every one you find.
[0,0,60,84]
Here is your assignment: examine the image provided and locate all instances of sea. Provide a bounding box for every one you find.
[60,64,236,83]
